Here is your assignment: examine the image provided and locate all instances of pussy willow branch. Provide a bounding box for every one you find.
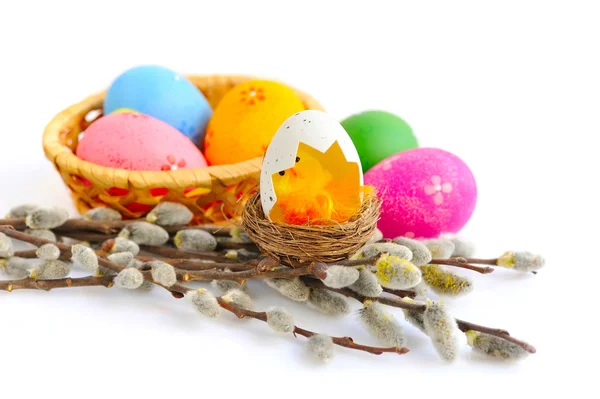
[216,297,408,356]
[381,287,417,298]
[0,226,189,298]
[430,259,494,274]
[302,278,536,354]
[139,245,238,263]
[0,275,115,292]
[183,261,327,283]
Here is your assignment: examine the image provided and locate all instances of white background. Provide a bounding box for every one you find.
[0,1,597,397]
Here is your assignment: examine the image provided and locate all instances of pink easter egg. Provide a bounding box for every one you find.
[76,112,207,171]
[365,148,477,239]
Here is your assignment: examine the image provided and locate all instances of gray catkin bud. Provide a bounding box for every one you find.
[352,242,413,262]
[188,288,220,318]
[84,207,122,221]
[149,261,177,287]
[146,202,193,226]
[422,239,455,259]
[30,260,71,280]
[113,268,144,289]
[322,265,360,288]
[392,237,432,266]
[174,229,217,251]
[221,288,253,310]
[348,268,383,297]
[211,274,247,294]
[6,204,38,219]
[466,331,529,360]
[264,277,310,302]
[107,252,135,268]
[497,251,545,272]
[411,281,430,299]
[71,244,99,270]
[0,233,15,258]
[36,244,61,260]
[420,265,473,296]
[359,300,406,348]
[110,237,140,256]
[266,307,295,334]
[401,297,427,333]
[225,250,238,260]
[237,249,261,262]
[423,300,460,362]
[120,222,169,246]
[229,226,253,243]
[1,257,31,279]
[368,228,384,243]
[25,206,69,229]
[375,254,422,289]
[307,334,334,362]
[308,288,351,315]
[25,229,57,242]
[442,234,474,258]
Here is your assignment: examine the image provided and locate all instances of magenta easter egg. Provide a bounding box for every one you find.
[365,148,477,239]
[76,113,207,171]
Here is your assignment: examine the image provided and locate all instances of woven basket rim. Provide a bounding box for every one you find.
[42,74,324,190]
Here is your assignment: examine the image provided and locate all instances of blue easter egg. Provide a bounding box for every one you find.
[104,65,212,145]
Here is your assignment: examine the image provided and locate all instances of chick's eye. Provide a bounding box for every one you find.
[295,157,300,163]
[278,171,285,176]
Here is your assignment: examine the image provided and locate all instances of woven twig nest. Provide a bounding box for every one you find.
[242,192,381,266]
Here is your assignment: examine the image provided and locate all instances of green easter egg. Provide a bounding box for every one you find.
[341,110,418,172]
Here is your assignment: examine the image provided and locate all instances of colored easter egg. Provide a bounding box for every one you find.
[103,65,212,144]
[364,148,477,239]
[341,110,418,172]
[260,110,364,225]
[76,113,207,171]
[204,80,305,165]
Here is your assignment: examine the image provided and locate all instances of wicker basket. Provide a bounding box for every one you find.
[43,75,324,225]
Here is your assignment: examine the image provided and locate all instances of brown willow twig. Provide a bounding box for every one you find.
[183,261,327,283]
[139,245,236,263]
[381,287,416,298]
[0,226,189,298]
[430,258,494,274]
[216,297,408,356]
[0,275,115,292]
[301,278,536,354]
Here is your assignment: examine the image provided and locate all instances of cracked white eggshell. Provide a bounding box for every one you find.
[260,110,363,219]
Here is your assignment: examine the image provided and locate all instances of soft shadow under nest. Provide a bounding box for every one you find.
[242,192,380,266]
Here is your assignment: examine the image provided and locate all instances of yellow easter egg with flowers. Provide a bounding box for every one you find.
[204,80,306,165]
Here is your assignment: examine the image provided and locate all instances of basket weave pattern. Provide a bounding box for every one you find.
[43,75,324,224]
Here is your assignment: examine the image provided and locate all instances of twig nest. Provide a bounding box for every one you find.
[242,193,380,265]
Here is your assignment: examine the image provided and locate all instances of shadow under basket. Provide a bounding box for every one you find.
[242,192,381,265]
[42,75,324,225]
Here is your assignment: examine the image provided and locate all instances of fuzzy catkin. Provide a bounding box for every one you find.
[119,222,169,246]
[146,202,193,226]
[375,254,422,289]
[107,252,135,268]
[222,289,253,310]
[422,239,455,259]
[229,226,253,243]
[466,331,529,360]
[25,206,69,229]
[359,300,406,348]
[442,235,474,258]
[1,257,30,279]
[36,244,61,260]
[423,300,460,362]
[84,207,122,221]
[411,280,430,299]
[211,276,247,294]
[352,242,413,261]
[420,265,473,296]
[188,288,220,318]
[174,229,218,252]
[497,251,545,272]
[307,334,334,362]
[149,261,177,287]
[110,237,140,256]
[266,308,295,334]
[71,244,99,271]
[368,228,384,243]
[114,268,144,289]
[264,277,310,302]
[322,265,360,288]
[308,288,351,315]
[30,260,71,280]
[348,268,383,297]
[25,229,57,242]
[401,297,427,333]
[6,204,38,219]
[0,233,15,258]
[392,237,432,266]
